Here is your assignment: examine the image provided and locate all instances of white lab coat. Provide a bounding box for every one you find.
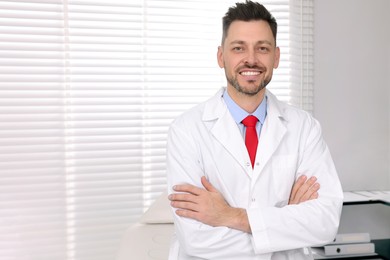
[166,87,343,260]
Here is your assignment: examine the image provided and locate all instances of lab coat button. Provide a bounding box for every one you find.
[251,198,256,202]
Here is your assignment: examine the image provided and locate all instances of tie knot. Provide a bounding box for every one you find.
[242,115,258,127]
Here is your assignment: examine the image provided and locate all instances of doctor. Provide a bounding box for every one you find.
[167,1,343,259]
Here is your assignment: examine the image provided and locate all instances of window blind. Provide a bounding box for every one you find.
[0,0,314,259]
[0,1,68,260]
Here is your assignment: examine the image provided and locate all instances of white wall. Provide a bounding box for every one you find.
[314,0,390,191]
[387,9,390,239]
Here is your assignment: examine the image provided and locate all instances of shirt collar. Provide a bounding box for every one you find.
[222,88,267,124]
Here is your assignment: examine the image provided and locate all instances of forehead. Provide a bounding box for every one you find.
[225,20,275,45]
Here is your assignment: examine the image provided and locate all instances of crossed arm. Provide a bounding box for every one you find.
[168,175,320,233]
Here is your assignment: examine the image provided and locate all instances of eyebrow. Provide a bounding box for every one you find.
[230,40,274,46]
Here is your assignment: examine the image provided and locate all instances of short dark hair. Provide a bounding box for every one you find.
[221,0,277,44]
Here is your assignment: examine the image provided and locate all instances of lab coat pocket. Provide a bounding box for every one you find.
[271,154,297,205]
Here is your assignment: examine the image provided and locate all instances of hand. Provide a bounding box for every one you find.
[289,175,320,205]
[169,176,250,232]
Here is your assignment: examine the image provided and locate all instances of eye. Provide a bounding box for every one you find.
[233,46,244,52]
[258,46,269,53]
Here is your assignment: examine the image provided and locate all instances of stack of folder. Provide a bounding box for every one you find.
[312,233,376,259]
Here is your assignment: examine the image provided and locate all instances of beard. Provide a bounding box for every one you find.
[225,66,271,96]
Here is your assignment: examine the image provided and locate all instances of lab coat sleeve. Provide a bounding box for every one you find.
[166,121,256,259]
[247,116,344,254]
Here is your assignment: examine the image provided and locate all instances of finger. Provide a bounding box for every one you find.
[299,183,320,202]
[294,176,317,202]
[309,191,319,200]
[289,175,307,203]
[175,209,201,221]
[172,183,203,196]
[171,200,200,212]
[168,192,197,203]
[201,176,217,192]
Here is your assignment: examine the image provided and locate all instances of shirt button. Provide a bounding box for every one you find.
[251,198,256,202]
[246,162,251,167]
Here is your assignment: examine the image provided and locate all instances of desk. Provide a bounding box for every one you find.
[343,191,390,206]
[312,239,389,259]
[326,191,390,260]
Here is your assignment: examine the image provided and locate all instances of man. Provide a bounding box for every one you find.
[166,1,343,259]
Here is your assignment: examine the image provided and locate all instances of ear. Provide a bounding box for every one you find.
[273,46,281,69]
[217,46,224,68]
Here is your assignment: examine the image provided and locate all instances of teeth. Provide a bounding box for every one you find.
[241,71,260,76]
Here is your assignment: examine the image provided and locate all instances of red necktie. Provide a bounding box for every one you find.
[242,115,258,168]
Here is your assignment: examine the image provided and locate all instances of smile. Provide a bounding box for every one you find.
[240,71,261,76]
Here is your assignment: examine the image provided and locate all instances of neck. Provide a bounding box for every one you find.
[227,86,266,114]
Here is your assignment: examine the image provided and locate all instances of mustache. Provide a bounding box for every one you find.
[237,64,266,71]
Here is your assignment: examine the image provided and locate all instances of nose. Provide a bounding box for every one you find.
[244,49,258,66]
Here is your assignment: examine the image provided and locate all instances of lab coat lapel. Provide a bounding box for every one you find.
[203,89,249,173]
[211,109,249,171]
[252,91,287,181]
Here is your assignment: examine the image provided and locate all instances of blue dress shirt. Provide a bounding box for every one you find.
[222,89,267,139]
